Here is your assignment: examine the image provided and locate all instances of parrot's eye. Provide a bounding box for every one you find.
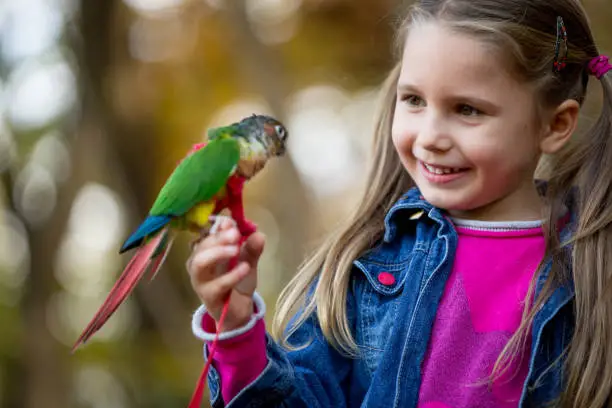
[274,125,287,141]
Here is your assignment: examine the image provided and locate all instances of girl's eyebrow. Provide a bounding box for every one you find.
[446,95,501,113]
[396,83,421,94]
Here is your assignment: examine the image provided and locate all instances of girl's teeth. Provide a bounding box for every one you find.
[425,163,461,175]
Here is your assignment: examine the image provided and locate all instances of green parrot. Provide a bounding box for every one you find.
[73,114,288,352]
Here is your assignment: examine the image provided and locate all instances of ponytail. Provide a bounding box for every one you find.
[556,67,612,407]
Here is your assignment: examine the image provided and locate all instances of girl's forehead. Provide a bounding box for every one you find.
[398,22,523,96]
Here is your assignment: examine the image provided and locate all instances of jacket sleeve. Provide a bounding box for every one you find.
[192,288,356,408]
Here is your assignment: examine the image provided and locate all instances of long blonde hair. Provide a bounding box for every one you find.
[273,1,612,405]
[273,63,411,355]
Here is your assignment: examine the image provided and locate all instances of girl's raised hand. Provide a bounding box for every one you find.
[187,216,265,332]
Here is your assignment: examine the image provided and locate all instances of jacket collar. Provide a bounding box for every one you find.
[383,181,578,244]
[383,187,436,243]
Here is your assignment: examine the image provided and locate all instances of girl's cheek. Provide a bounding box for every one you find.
[391,130,405,157]
[392,121,416,154]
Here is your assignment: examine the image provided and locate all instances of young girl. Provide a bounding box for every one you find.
[187,0,612,406]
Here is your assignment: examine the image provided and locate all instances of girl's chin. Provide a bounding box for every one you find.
[417,190,474,212]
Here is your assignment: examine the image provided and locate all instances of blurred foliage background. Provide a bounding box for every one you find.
[0,0,609,407]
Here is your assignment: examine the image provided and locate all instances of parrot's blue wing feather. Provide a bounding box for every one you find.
[120,215,172,253]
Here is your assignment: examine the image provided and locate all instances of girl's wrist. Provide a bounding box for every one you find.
[192,292,265,342]
[217,296,255,332]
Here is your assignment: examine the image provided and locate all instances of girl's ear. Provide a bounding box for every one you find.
[540,99,580,154]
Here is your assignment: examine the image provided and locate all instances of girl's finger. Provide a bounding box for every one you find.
[188,245,239,281]
[209,215,236,234]
[193,227,241,253]
[198,262,250,303]
[239,232,265,266]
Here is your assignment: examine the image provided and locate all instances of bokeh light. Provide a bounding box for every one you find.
[73,365,129,408]
[6,54,76,130]
[0,0,64,64]
[49,290,138,346]
[246,0,302,44]
[246,0,302,26]
[66,183,125,252]
[123,0,187,17]
[13,163,57,227]
[30,131,72,183]
[286,84,364,198]
[52,183,131,345]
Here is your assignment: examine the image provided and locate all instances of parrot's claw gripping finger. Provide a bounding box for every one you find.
[190,226,212,248]
[208,215,236,235]
[190,216,237,248]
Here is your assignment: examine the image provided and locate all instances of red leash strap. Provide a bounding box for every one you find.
[188,297,231,408]
[188,235,247,408]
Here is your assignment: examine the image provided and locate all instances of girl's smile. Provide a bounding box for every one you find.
[419,161,470,184]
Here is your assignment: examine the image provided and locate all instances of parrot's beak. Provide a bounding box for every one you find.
[260,134,286,158]
[271,129,287,157]
[274,141,286,156]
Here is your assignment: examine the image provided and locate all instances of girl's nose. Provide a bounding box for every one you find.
[416,113,453,152]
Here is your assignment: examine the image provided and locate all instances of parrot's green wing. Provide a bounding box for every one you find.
[149,137,240,217]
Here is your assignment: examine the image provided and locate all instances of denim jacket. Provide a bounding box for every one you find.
[203,187,576,407]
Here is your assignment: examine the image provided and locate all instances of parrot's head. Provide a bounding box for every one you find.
[238,114,288,158]
[233,114,288,179]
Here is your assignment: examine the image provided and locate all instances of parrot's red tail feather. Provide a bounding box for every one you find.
[72,230,167,352]
[148,234,174,282]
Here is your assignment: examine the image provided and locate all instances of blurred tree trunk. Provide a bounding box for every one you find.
[6,143,81,408]
[1,2,124,407]
[3,167,72,408]
[5,1,127,407]
[78,0,194,390]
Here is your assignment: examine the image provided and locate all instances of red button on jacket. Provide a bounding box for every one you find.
[377,272,396,286]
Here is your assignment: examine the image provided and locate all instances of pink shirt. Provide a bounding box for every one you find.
[418,219,545,408]
[201,312,267,404]
[206,219,545,406]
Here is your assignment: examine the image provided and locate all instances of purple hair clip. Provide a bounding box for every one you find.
[587,55,612,80]
[553,16,568,73]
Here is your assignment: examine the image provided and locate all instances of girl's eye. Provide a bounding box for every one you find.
[402,95,425,107]
[458,104,481,116]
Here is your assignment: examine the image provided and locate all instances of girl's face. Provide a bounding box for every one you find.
[392,22,547,221]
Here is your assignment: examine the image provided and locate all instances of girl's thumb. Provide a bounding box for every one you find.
[233,232,264,296]
[241,232,266,266]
